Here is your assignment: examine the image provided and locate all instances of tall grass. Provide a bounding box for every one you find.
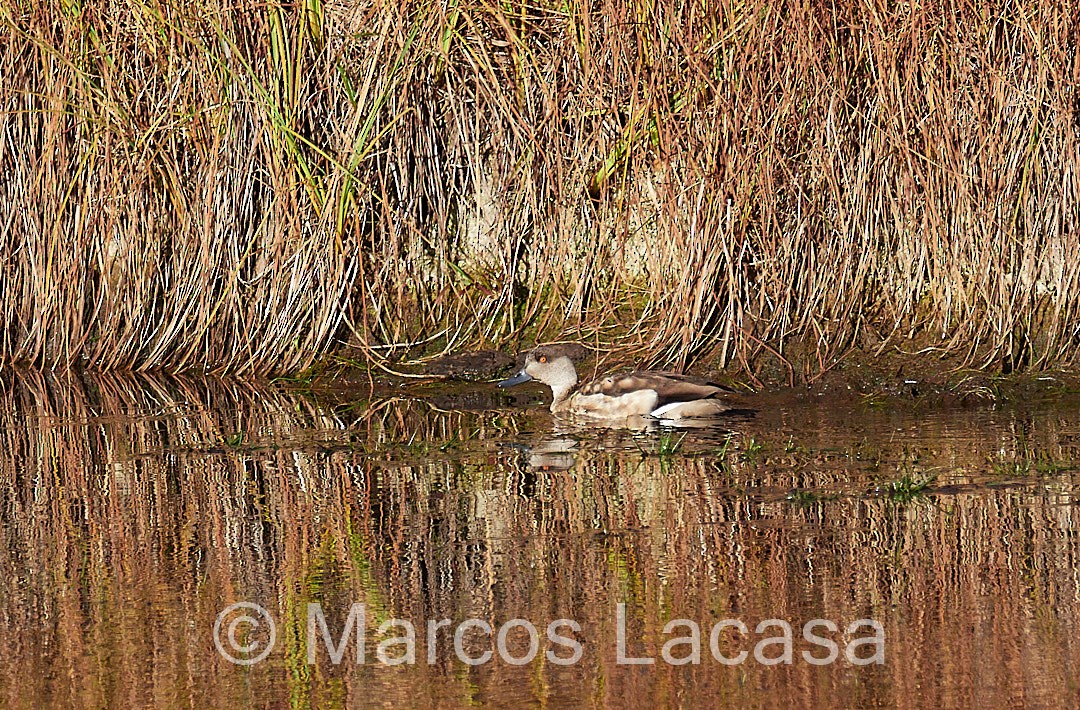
[1,0,1077,375]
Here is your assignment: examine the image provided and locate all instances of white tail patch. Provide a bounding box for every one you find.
[650,399,733,419]
[650,401,687,418]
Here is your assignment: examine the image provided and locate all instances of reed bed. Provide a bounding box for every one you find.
[1,0,1077,375]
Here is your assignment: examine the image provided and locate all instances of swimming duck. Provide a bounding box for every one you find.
[499,344,745,420]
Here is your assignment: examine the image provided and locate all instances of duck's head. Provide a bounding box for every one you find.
[498,344,585,402]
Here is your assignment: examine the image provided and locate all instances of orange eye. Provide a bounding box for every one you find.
[539,356,548,363]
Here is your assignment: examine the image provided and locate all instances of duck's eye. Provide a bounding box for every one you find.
[539,356,548,363]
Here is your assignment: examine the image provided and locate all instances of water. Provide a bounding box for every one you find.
[1,371,1078,708]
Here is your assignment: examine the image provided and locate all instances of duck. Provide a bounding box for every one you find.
[498,344,746,420]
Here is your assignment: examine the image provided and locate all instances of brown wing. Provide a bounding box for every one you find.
[579,371,736,407]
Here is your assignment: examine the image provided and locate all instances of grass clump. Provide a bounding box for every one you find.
[635,429,687,459]
[875,473,937,502]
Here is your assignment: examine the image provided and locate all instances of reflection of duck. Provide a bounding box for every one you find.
[499,344,749,421]
[526,438,579,471]
[502,439,579,471]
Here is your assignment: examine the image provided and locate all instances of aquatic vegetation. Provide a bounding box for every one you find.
[634,429,687,459]
[656,430,687,457]
[991,456,1077,477]
[859,393,888,410]
[875,472,937,502]
[740,436,764,462]
[785,489,819,506]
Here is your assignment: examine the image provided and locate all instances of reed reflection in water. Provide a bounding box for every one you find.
[0,371,1077,708]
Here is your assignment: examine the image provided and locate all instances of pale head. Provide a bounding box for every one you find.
[498,344,585,408]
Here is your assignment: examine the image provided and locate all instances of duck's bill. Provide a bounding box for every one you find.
[498,370,534,387]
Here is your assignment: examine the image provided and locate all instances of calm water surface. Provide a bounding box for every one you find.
[1,372,1078,708]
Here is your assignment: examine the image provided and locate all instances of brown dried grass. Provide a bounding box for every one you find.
[1,0,1077,376]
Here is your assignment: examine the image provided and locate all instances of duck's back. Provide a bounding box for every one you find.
[571,371,740,418]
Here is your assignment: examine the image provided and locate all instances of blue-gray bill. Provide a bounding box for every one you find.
[499,370,534,387]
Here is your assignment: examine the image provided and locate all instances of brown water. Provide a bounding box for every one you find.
[1,371,1078,709]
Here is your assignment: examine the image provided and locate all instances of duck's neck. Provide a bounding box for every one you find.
[548,380,577,412]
